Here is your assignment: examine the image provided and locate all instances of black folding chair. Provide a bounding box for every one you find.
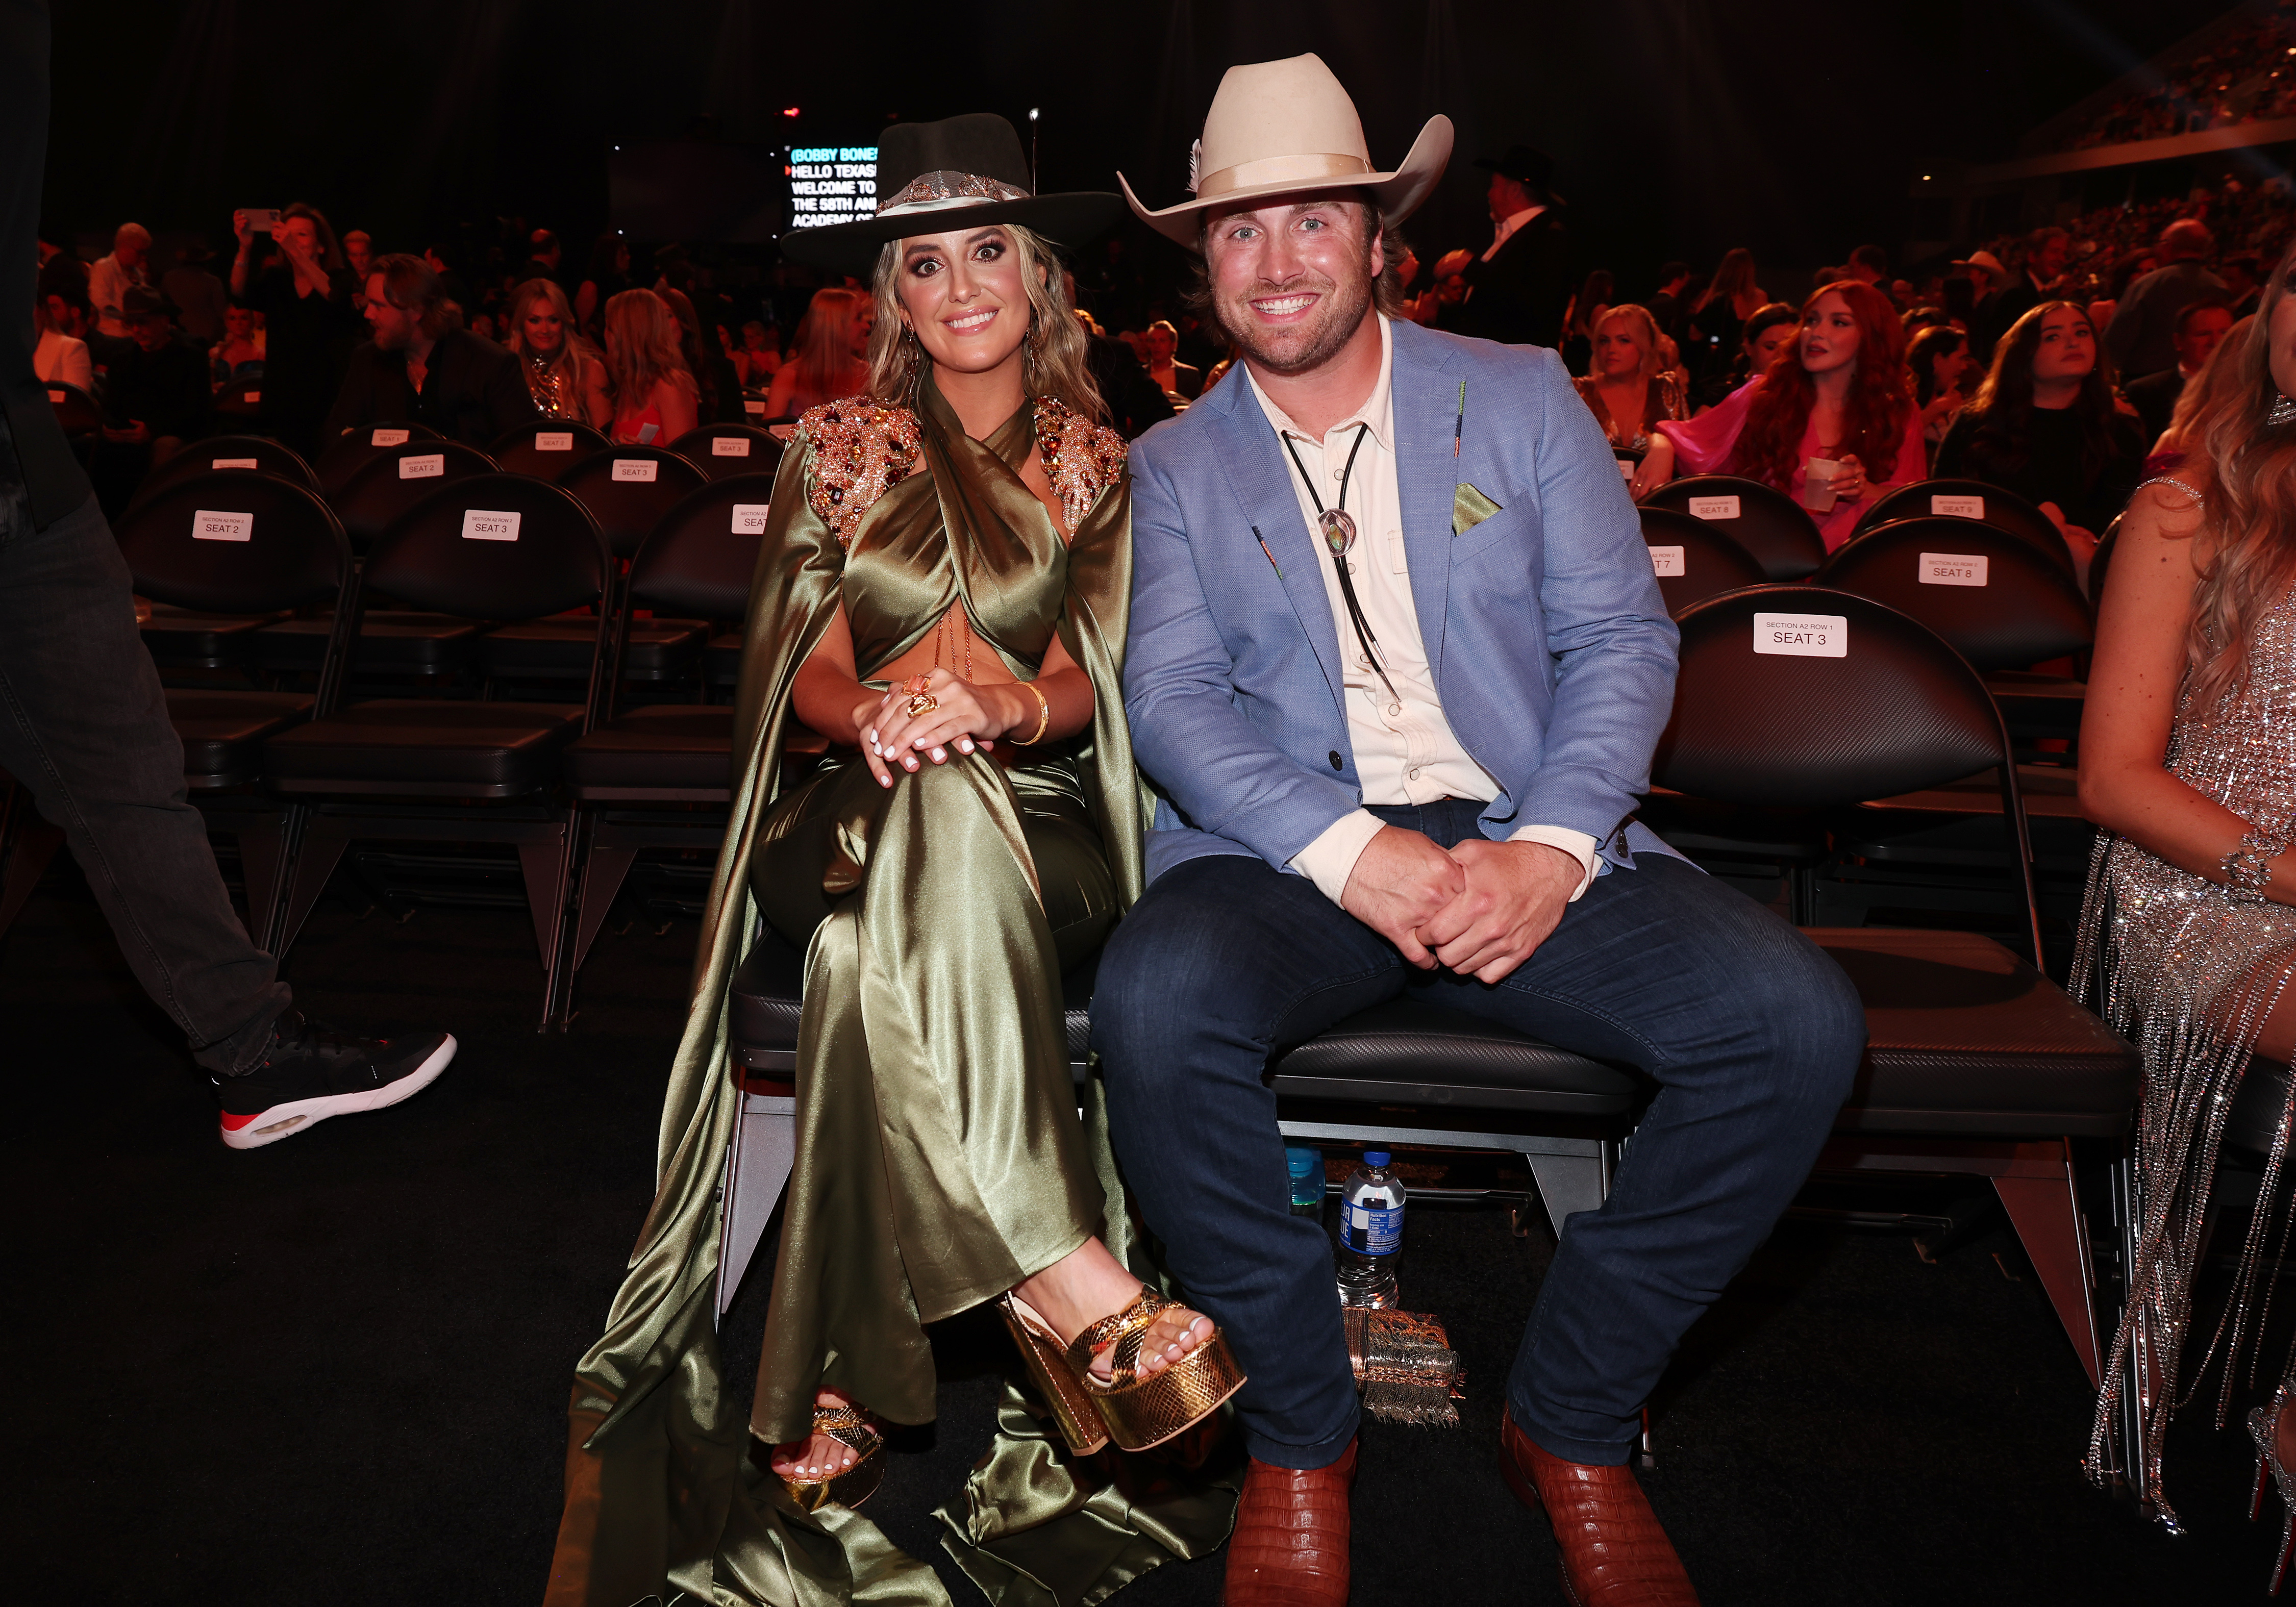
[127,435,320,510]
[46,380,103,440]
[312,420,445,498]
[669,423,786,482]
[1849,477,2073,574]
[263,474,614,1018]
[213,378,265,425]
[545,474,783,1025]
[491,419,611,480]
[555,444,711,558]
[1637,507,1766,617]
[114,473,357,949]
[1655,584,2139,1385]
[331,439,498,549]
[1642,473,1826,580]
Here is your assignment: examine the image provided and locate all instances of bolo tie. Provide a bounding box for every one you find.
[1282,423,1400,707]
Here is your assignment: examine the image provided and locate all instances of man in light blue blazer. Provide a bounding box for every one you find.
[1093,56,1864,1607]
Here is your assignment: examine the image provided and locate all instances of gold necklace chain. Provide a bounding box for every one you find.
[933,610,973,683]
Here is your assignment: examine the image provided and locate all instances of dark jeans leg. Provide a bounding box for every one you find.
[1092,853,1403,1469]
[1386,802,1865,1465]
[0,489,289,1071]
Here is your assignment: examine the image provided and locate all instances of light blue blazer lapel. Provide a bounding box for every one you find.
[1390,321,1464,684]
[1208,379,1348,711]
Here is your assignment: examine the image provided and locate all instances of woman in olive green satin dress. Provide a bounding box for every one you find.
[546,117,1241,1607]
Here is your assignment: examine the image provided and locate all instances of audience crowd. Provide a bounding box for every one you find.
[2052,1,2296,152]
[27,136,2293,568]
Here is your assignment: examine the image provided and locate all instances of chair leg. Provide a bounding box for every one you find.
[571,842,640,976]
[1993,1140,2104,1387]
[273,819,352,963]
[1525,1147,1609,1241]
[517,818,575,1030]
[717,1094,796,1323]
[231,804,302,956]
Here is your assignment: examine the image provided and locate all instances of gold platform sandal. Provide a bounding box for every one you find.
[777,1401,886,1513]
[1000,1285,1247,1454]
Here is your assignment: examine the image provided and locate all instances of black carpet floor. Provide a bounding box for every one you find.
[2,859,2285,1605]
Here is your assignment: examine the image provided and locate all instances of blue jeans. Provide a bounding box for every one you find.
[1091,799,1864,1469]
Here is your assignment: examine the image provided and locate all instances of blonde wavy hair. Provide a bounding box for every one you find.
[865,223,1103,422]
[1586,304,1666,381]
[602,288,697,415]
[2172,244,2296,712]
[505,278,597,382]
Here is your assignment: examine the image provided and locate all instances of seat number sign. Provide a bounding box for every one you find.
[712,436,751,457]
[1649,545,1685,577]
[1919,553,1988,586]
[1687,495,1741,521]
[612,458,658,482]
[372,428,410,446]
[1932,494,1984,518]
[212,457,258,469]
[400,453,445,479]
[732,503,771,534]
[744,397,766,415]
[535,432,575,451]
[1754,612,1846,657]
[462,509,521,541]
[193,509,252,542]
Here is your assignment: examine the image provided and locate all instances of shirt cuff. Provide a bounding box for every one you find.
[1289,809,1387,906]
[1507,825,1602,901]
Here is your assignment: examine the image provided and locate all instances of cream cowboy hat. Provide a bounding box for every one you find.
[1120,53,1454,250]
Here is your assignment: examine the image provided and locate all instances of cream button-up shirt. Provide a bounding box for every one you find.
[1244,316,1599,906]
[1481,205,1546,263]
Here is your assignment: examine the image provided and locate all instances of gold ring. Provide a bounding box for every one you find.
[906,692,938,717]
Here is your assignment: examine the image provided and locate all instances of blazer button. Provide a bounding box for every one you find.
[1329,751,1343,771]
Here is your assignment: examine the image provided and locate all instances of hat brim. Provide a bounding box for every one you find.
[780,192,1126,270]
[1120,115,1453,252]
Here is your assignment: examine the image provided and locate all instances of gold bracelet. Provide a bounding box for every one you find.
[1009,682,1051,746]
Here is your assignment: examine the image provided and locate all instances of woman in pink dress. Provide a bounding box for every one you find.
[1641,279,1925,550]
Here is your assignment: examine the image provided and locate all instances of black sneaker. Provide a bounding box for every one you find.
[215,1013,457,1149]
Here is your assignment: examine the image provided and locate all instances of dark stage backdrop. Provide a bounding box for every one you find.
[44,0,2234,293]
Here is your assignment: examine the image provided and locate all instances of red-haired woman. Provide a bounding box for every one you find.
[1642,280,1926,548]
[2074,247,2296,1559]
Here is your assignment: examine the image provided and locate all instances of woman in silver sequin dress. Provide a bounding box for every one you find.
[2076,248,2296,1555]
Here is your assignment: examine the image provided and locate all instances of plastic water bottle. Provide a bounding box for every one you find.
[1335,1150,1405,1308]
[1286,1146,1325,1218]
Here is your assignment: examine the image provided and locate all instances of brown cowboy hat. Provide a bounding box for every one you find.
[1119,54,1453,252]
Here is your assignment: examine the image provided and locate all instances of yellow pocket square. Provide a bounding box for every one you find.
[1453,482,1503,536]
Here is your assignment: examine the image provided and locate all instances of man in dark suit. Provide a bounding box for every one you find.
[0,0,455,1142]
[2125,295,2233,444]
[325,254,538,446]
[1453,144,1570,348]
[1974,225,2069,363]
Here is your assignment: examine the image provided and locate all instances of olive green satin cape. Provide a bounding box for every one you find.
[545,374,1238,1607]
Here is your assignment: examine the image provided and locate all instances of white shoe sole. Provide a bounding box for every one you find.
[218,1034,458,1150]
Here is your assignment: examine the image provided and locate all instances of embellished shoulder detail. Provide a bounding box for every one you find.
[1032,395,1128,535]
[796,396,923,549]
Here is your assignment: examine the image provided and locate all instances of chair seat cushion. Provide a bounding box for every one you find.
[264,698,583,795]
[167,688,314,785]
[1268,998,1637,1116]
[562,704,734,794]
[1814,927,2138,1137]
[730,927,1093,1073]
[254,612,480,675]
[727,928,1634,1118]
[482,617,705,680]
[142,606,286,666]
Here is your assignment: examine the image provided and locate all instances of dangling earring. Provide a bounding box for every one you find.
[1022,313,1044,391]
[901,323,924,406]
[2271,391,2296,428]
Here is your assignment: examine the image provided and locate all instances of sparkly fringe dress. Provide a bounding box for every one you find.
[2075,592,2296,1525]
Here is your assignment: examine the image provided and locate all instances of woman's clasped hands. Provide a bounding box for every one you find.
[855,667,1007,788]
